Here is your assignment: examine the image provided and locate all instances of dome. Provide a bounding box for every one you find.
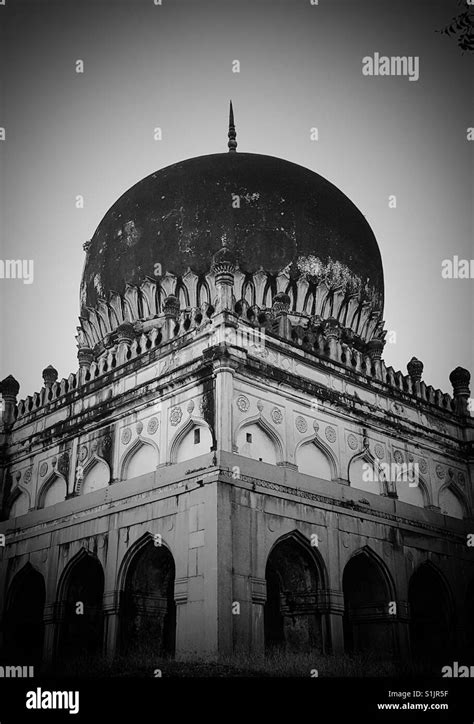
[80,152,384,315]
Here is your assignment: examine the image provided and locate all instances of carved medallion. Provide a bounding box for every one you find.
[187,400,195,414]
[91,439,98,454]
[325,426,336,443]
[295,416,308,434]
[347,434,358,450]
[257,400,264,412]
[313,420,320,434]
[39,462,48,478]
[236,395,250,412]
[393,450,404,465]
[458,472,466,488]
[147,417,159,435]
[121,428,132,445]
[79,445,88,462]
[419,458,428,475]
[374,443,385,460]
[170,406,183,426]
[435,464,445,479]
[136,421,143,435]
[24,467,33,484]
[271,408,283,425]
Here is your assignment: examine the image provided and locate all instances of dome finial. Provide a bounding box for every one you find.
[228,100,237,152]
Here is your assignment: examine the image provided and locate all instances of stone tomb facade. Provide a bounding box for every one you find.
[0,141,473,669]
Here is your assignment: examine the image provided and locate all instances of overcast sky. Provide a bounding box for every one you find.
[0,0,472,399]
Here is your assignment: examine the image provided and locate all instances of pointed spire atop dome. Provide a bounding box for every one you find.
[227,100,237,152]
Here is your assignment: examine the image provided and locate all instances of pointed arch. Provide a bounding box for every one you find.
[345,545,396,600]
[117,531,176,657]
[408,560,455,662]
[347,449,388,495]
[395,473,430,508]
[267,529,329,588]
[76,455,111,495]
[235,414,284,464]
[169,417,213,464]
[437,482,466,519]
[7,485,31,518]
[265,529,328,653]
[120,437,159,481]
[197,278,210,306]
[295,434,338,481]
[37,472,67,509]
[342,545,396,656]
[56,548,104,660]
[3,562,45,664]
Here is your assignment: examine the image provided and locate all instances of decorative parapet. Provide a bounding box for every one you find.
[11,282,466,424]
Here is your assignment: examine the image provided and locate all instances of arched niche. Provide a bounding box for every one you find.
[38,473,67,509]
[56,549,105,661]
[264,531,327,654]
[80,457,110,496]
[171,419,213,464]
[3,562,45,664]
[438,484,465,519]
[8,489,30,518]
[408,562,454,665]
[396,475,429,508]
[342,547,395,657]
[235,417,282,465]
[295,438,335,481]
[118,533,176,657]
[121,439,159,481]
[348,452,385,496]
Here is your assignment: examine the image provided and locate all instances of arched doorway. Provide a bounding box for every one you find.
[466,577,474,659]
[2,563,45,665]
[120,539,176,657]
[408,563,453,664]
[343,549,395,656]
[57,553,104,661]
[264,534,324,653]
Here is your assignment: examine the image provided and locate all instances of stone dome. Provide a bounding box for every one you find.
[80,152,384,315]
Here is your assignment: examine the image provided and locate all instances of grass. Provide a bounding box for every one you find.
[43,648,427,678]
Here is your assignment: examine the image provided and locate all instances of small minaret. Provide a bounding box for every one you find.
[228,100,237,153]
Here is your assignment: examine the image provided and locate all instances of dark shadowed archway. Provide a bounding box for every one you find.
[2,563,45,665]
[264,533,325,653]
[466,577,474,659]
[57,552,104,661]
[120,539,176,657]
[408,563,453,664]
[343,549,395,657]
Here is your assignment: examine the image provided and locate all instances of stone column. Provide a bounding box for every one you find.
[77,348,94,384]
[272,292,291,340]
[211,246,236,313]
[162,295,180,342]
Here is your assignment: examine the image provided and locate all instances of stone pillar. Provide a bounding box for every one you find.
[103,592,121,660]
[250,577,267,655]
[320,588,345,654]
[102,527,121,660]
[77,348,94,384]
[116,322,135,364]
[212,246,236,313]
[367,339,385,380]
[162,295,180,342]
[272,292,291,340]
[0,375,19,428]
[322,318,342,361]
[213,357,235,453]
[449,367,471,416]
